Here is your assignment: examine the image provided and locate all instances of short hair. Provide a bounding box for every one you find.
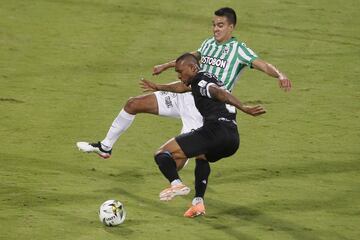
[176,53,199,67]
[214,7,237,26]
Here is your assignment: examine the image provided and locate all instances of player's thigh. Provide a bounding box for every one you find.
[154,91,181,118]
[175,127,211,159]
[124,93,158,115]
[206,125,240,162]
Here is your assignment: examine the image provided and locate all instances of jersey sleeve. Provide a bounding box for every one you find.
[193,74,216,99]
[237,42,258,68]
[197,80,216,98]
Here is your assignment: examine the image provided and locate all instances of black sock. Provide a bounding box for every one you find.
[154,152,179,183]
[194,159,210,198]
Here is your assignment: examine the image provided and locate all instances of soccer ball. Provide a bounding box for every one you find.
[98,200,126,226]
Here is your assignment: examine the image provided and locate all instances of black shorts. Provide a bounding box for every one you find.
[175,120,240,162]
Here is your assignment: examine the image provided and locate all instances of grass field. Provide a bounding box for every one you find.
[1,0,359,239]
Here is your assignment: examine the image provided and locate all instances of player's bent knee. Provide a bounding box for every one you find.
[154,148,166,157]
[124,95,157,115]
[154,151,173,166]
[124,96,142,114]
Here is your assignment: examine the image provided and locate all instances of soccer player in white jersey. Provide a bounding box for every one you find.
[77,7,291,207]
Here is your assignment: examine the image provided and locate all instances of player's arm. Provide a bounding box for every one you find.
[152,51,200,75]
[140,78,191,93]
[208,84,266,116]
[252,59,292,92]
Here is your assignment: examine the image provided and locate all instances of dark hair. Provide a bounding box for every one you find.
[176,53,199,66]
[214,7,237,26]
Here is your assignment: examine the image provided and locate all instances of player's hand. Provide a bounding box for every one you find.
[241,105,266,116]
[278,76,292,92]
[152,64,167,75]
[140,78,158,92]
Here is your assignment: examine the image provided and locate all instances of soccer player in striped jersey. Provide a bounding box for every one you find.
[76,7,291,208]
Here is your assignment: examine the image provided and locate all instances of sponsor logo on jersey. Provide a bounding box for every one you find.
[201,56,227,69]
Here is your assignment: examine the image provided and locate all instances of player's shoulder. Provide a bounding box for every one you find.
[197,70,215,79]
[201,37,216,45]
[196,71,223,85]
[230,37,248,48]
[231,37,257,57]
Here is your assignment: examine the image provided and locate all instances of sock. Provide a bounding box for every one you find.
[154,152,180,183]
[171,179,182,186]
[194,159,210,199]
[101,109,135,149]
[192,197,204,206]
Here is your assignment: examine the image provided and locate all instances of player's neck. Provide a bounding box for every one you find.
[189,69,200,82]
[216,36,234,45]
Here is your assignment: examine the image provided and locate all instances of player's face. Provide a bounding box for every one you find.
[212,16,234,43]
[175,62,197,86]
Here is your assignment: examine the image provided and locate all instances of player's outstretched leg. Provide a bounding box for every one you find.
[76,93,158,158]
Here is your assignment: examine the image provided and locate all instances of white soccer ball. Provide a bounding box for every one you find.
[98,200,126,226]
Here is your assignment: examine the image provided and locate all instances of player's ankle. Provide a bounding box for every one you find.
[170,179,182,186]
[192,197,204,205]
[100,142,112,152]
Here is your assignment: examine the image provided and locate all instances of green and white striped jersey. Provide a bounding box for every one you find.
[197,37,258,91]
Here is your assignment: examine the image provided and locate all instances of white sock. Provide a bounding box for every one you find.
[101,109,135,150]
[171,179,182,186]
[192,197,204,206]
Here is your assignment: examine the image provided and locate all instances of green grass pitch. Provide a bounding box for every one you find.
[0,0,359,239]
